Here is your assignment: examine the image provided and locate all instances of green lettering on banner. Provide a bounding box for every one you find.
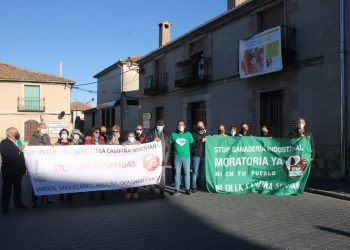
[205,136,312,195]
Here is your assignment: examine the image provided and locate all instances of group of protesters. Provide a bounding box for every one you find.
[0,117,314,214]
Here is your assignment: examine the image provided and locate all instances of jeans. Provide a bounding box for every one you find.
[174,157,191,190]
[191,156,201,189]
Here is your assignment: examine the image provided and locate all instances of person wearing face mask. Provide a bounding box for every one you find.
[190,121,207,193]
[288,117,316,161]
[71,129,84,145]
[100,126,110,144]
[109,125,121,145]
[215,124,228,136]
[55,129,73,202]
[147,119,170,198]
[170,120,194,196]
[28,122,53,207]
[84,127,107,200]
[55,129,73,146]
[230,126,238,137]
[0,127,27,214]
[239,122,253,137]
[84,127,106,145]
[122,131,141,199]
[260,125,272,138]
[135,124,147,144]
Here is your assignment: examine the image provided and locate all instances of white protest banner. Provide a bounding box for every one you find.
[24,142,163,195]
[239,26,283,78]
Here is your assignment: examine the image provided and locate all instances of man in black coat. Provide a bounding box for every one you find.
[191,121,207,192]
[288,117,316,161]
[0,127,27,214]
[148,119,170,198]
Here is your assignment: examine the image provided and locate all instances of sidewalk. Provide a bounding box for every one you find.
[305,177,350,201]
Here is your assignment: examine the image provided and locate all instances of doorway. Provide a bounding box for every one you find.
[260,90,283,137]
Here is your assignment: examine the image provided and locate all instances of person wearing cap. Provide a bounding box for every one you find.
[148,119,170,198]
[71,129,84,145]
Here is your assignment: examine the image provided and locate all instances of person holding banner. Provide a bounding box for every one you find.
[260,125,272,138]
[239,122,253,137]
[148,119,170,198]
[55,129,73,146]
[288,117,316,160]
[191,121,207,193]
[123,131,141,199]
[55,129,73,202]
[135,124,147,144]
[215,124,227,136]
[71,129,84,145]
[28,122,53,207]
[171,120,194,196]
[85,127,107,200]
[84,127,106,145]
[230,126,238,137]
[109,125,121,145]
[0,127,27,214]
[100,126,110,144]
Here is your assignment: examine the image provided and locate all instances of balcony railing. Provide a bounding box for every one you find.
[175,57,211,87]
[17,97,45,112]
[144,73,168,95]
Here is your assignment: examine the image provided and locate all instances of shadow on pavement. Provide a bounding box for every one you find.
[315,226,350,238]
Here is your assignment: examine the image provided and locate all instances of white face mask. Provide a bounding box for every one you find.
[136,129,143,135]
[40,128,46,135]
[178,126,185,132]
[128,137,135,143]
[113,132,120,138]
[61,134,68,140]
[231,131,236,136]
[73,134,80,140]
[156,126,164,132]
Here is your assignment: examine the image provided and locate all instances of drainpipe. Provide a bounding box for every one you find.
[340,0,346,179]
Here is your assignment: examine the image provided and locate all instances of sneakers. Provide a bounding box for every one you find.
[173,190,180,196]
[191,188,198,193]
[185,189,192,196]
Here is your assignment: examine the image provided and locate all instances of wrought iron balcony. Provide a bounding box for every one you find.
[144,73,168,95]
[175,57,211,87]
[17,97,45,112]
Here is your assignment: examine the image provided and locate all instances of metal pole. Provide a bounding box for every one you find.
[340,0,346,179]
[119,63,124,135]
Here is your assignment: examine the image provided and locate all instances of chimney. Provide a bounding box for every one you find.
[159,21,171,47]
[59,61,63,76]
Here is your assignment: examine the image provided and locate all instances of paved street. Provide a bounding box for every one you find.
[0,176,349,250]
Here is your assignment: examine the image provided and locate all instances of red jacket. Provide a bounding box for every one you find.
[84,135,106,145]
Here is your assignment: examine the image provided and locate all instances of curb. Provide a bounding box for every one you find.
[305,188,350,201]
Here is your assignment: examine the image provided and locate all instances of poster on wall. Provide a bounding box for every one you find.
[239,26,283,78]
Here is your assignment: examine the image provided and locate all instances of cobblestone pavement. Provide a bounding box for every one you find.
[0,177,349,250]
